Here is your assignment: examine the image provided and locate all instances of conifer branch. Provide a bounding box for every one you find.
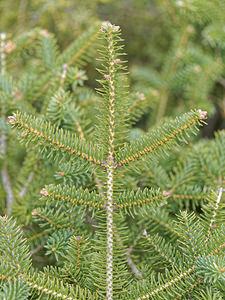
[27,229,53,242]
[32,209,64,230]
[116,188,166,210]
[41,185,166,213]
[195,256,225,288]
[106,163,114,300]
[8,112,104,167]
[40,184,104,208]
[209,241,225,257]
[143,230,177,265]
[206,226,225,258]
[179,211,201,258]
[99,22,123,299]
[116,110,207,167]
[147,209,181,238]
[0,216,31,274]
[24,271,98,300]
[136,266,195,300]
[174,280,200,300]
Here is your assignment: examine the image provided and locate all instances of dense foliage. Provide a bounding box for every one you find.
[0,1,225,299]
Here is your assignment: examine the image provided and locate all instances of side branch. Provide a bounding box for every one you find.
[40,184,104,208]
[8,112,104,167]
[116,188,166,209]
[40,185,166,212]
[116,110,207,167]
[24,271,98,300]
[136,266,195,300]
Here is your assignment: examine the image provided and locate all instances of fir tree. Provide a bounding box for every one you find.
[1,22,224,299]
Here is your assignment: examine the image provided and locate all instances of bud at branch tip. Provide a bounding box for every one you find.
[198,109,207,119]
[40,189,48,197]
[8,116,16,124]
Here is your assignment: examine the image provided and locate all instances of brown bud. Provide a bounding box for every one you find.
[8,116,16,124]
[40,189,48,197]
[58,171,65,176]
[198,109,207,119]
[100,21,111,32]
[163,190,170,197]
[32,209,37,216]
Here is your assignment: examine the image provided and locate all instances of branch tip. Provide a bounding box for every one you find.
[40,189,48,197]
[101,21,120,33]
[32,209,37,216]
[163,190,170,197]
[198,109,207,119]
[8,116,16,125]
[143,229,147,236]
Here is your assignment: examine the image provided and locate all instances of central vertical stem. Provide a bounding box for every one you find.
[105,25,117,300]
[106,162,114,300]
